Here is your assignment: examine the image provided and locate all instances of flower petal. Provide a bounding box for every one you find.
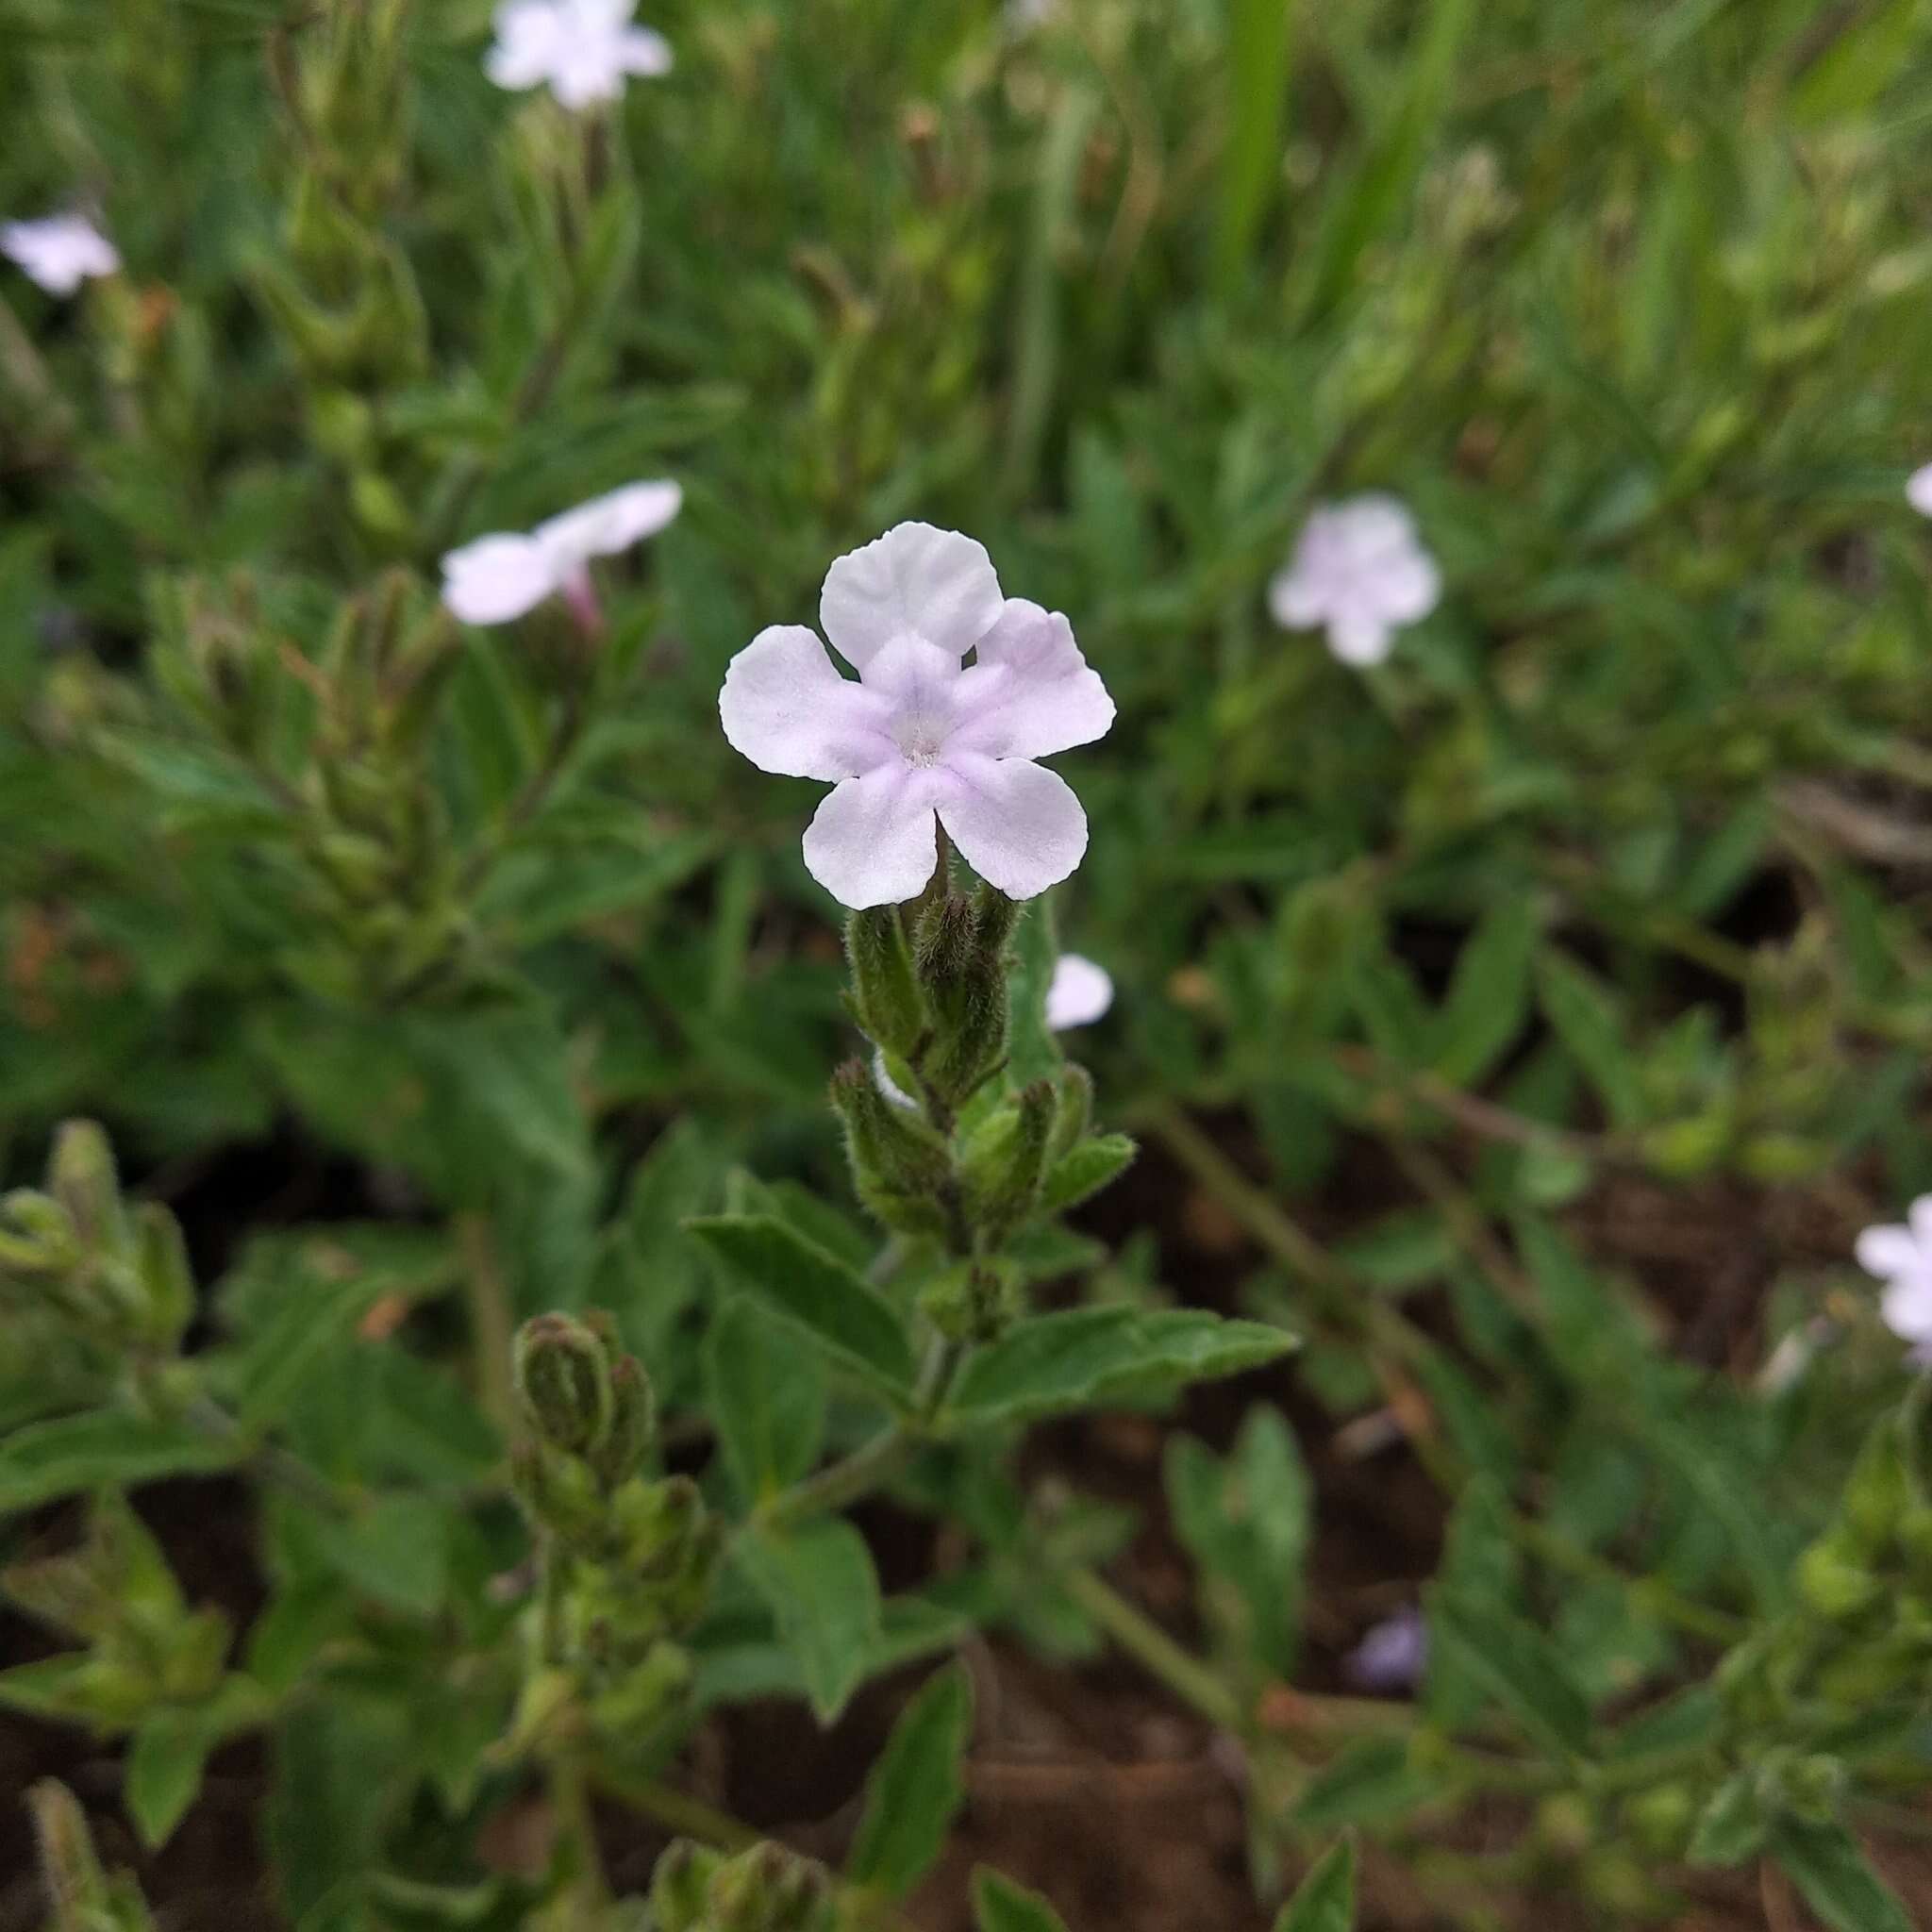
[949,600,1115,760]
[1375,548,1441,625]
[1327,608,1393,666]
[1046,953,1112,1029]
[720,625,892,780]
[1857,1224,1923,1283]
[1910,1195,1932,1249]
[802,766,940,908]
[1883,1276,1932,1344]
[933,752,1087,900]
[617,25,673,73]
[537,479,682,565]
[441,533,557,625]
[486,0,564,87]
[1267,563,1325,630]
[819,523,1004,669]
[1908,465,1932,517]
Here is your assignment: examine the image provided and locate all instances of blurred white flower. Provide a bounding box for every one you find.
[1269,494,1441,666]
[1045,952,1112,1029]
[874,949,1112,1109]
[1007,0,1058,29]
[441,479,681,626]
[1907,465,1932,517]
[719,522,1114,908]
[1855,1196,1932,1352]
[1,214,119,296]
[486,0,671,110]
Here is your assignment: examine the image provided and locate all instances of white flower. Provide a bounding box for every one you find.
[441,479,681,626]
[875,949,1112,1108]
[486,0,671,110]
[1268,494,1441,666]
[1907,466,1932,518]
[1,214,119,296]
[1045,953,1112,1029]
[718,523,1115,908]
[1856,1197,1932,1349]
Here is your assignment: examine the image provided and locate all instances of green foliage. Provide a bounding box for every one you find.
[6,0,1932,1924]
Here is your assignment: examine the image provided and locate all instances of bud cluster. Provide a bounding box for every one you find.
[508,1313,719,1753]
[1,1493,231,1732]
[1602,1388,1932,1866]
[833,884,1124,1344]
[0,1122,194,1377]
[138,570,469,1001]
[649,1840,835,1932]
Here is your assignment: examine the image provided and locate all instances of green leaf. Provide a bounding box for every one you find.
[973,1868,1071,1932]
[126,1708,215,1849]
[1768,1818,1913,1932]
[738,1519,883,1723]
[706,1296,827,1507]
[310,1495,449,1618]
[1686,1771,1767,1868]
[1165,1407,1310,1678]
[946,1307,1294,1427]
[1041,1134,1136,1215]
[1274,1839,1357,1932]
[1431,901,1537,1085]
[847,1662,974,1898]
[1216,0,1295,292]
[686,1214,916,1400]
[0,1411,243,1516]
[1427,1591,1591,1757]
[1292,1739,1433,1832]
[1006,899,1062,1090]
[1538,952,1643,1128]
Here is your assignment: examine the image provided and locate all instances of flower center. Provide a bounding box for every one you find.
[893,709,948,769]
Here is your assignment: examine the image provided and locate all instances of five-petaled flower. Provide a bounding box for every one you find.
[719,523,1115,908]
[1,214,119,296]
[1269,494,1441,667]
[486,0,672,109]
[441,479,681,628]
[1856,1197,1932,1356]
[1907,466,1932,518]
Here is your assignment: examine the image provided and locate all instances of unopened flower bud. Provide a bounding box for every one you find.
[513,1314,613,1457]
[844,907,926,1058]
[708,1843,832,1932]
[49,1122,125,1253]
[913,890,1012,1108]
[650,1840,724,1932]
[962,1079,1056,1249]
[588,1354,656,1490]
[829,1060,952,1240]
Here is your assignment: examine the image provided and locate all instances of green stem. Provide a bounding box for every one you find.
[549,1752,610,1912]
[759,1424,913,1528]
[458,1213,519,1442]
[1058,1564,1246,1736]
[591,1763,759,1851]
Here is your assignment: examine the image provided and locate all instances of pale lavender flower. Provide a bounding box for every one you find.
[1345,1607,1427,1691]
[1856,1196,1932,1358]
[1907,466,1932,518]
[441,479,680,628]
[486,0,671,110]
[1269,494,1441,666]
[1,214,119,296]
[875,950,1112,1108]
[719,523,1114,908]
